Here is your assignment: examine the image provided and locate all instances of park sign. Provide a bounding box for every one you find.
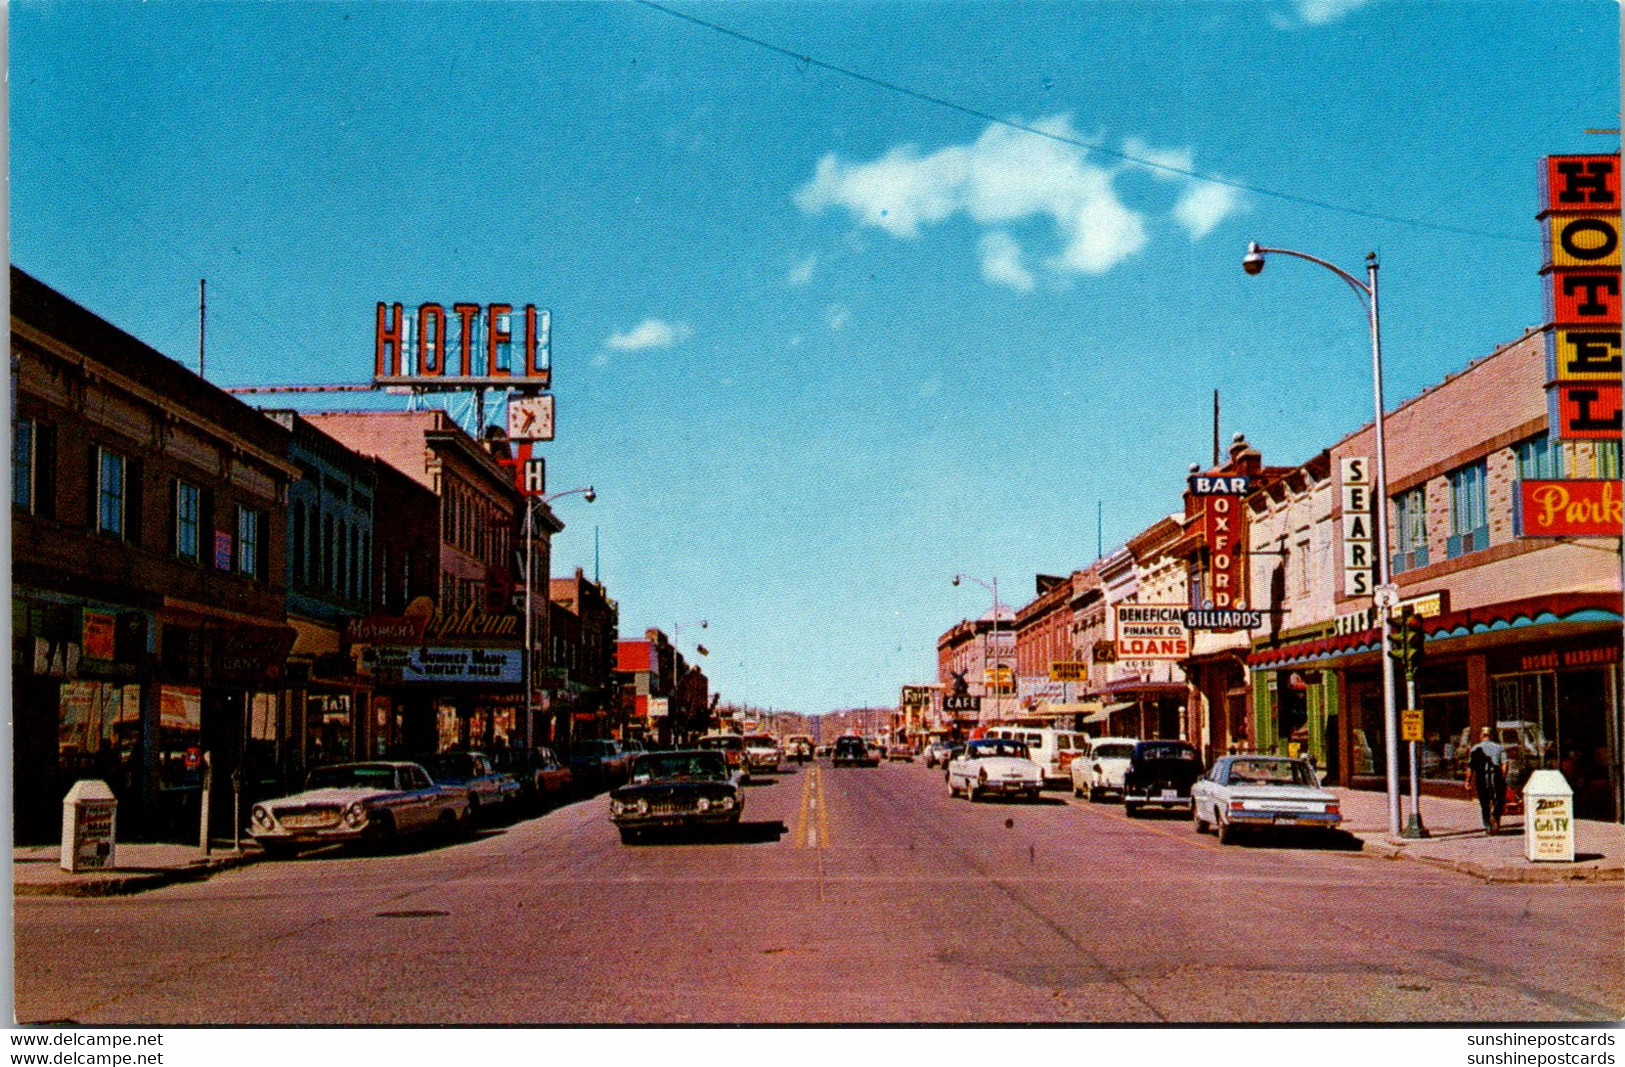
[375,301,552,389]
[1538,155,1621,441]
[1517,479,1623,537]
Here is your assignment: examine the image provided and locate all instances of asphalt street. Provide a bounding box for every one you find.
[14,759,1624,1024]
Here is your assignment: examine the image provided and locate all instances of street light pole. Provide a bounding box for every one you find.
[1243,243,1405,838]
[953,574,1004,724]
[523,485,595,755]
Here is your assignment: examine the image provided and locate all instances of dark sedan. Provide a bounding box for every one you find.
[1122,739,1203,816]
[831,736,878,767]
[608,750,744,844]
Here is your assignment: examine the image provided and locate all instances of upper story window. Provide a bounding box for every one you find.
[292,500,306,585]
[1447,460,1489,559]
[14,419,35,511]
[97,446,127,537]
[1515,432,1563,480]
[1393,486,1428,573]
[237,504,263,579]
[175,480,201,562]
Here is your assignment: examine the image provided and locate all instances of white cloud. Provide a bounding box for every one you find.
[787,254,819,286]
[825,305,850,331]
[605,318,692,351]
[1279,0,1371,27]
[979,231,1035,292]
[796,116,1240,290]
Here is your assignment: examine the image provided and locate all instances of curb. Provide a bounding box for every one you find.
[13,851,263,898]
[1349,833,1620,884]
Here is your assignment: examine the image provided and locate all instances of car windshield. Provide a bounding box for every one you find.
[307,764,399,790]
[968,740,1029,759]
[1228,759,1317,787]
[697,736,743,750]
[1094,744,1135,760]
[1137,743,1197,762]
[633,753,729,781]
[834,738,865,751]
[742,736,775,747]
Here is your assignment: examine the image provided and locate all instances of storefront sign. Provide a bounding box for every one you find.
[942,694,982,713]
[81,612,116,660]
[1184,609,1264,630]
[345,613,430,645]
[1114,604,1190,660]
[160,686,203,731]
[1519,644,1620,672]
[209,626,297,683]
[1540,155,1622,442]
[364,646,523,684]
[1517,478,1623,537]
[499,441,547,497]
[901,685,933,708]
[1188,475,1252,495]
[1339,457,1376,597]
[1049,661,1089,682]
[375,301,551,388]
[647,697,669,719]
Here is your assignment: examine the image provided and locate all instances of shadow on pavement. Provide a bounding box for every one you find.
[622,821,789,846]
[1220,828,1366,852]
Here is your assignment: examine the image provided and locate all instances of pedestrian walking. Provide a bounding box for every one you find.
[1467,726,1508,835]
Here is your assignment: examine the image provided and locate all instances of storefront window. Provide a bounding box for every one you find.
[57,681,142,794]
[305,693,353,765]
[157,684,204,790]
[1352,686,1386,777]
[1494,664,1616,819]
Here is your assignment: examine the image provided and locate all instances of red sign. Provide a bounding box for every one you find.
[1201,495,1249,614]
[1547,381,1623,440]
[1540,155,1621,215]
[497,441,547,497]
[1518,479,1623,537]
[1547,270,1622,326]
[81,612,116,660]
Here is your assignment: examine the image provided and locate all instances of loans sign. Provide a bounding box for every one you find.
[1113,604,1189,661]
[1539,155,1622,441]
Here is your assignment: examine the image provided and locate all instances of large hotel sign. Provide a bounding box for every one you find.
[1539,155,1621,440]
[375,302,552,389]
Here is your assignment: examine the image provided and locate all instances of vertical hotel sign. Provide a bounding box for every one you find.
[1539,155,1622,440]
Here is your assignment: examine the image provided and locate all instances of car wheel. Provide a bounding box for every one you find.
[966,780,979,803]
[257,840,299,860]
[1217,813,1238,845]
[947,778,958,797]
[362,812,397,851]
[1124,801,1140,818]
[439,809,465,836]
[619,827,641,845]
[1194,803,1211,834]
[1088,785,1101,803]
[466,796,481,823]
[1025,789,1039,802]
[1072,780,1083,798]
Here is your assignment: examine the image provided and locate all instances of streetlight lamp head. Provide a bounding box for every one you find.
[1242,242,1266,276]
[952,575,961,587]
[583,487,596,503]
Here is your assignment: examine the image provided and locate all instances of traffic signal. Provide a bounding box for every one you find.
[1387,610,1426,674]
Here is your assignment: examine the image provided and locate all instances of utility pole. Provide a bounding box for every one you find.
[197,279,207,379]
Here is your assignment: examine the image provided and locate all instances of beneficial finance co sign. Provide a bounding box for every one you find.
[1114,605,1190,661]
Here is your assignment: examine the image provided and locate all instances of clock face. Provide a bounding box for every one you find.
[506,394,555,442]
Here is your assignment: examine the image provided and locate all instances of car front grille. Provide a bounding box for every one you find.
[276,805,342,829]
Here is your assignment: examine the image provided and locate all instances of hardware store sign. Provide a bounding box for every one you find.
[363,646,522,684]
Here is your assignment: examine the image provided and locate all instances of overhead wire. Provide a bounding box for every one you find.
[635,0,1539,245]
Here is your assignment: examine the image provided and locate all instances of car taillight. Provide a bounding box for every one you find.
[1325,803,1340,816]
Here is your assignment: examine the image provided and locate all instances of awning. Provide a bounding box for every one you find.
[1085,700,1137,725]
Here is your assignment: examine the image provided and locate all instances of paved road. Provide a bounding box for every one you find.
[15,760,1623,1024]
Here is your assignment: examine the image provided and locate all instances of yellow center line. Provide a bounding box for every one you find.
[794,763,814,848]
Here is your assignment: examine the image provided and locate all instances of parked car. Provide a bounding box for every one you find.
[1070,737,1139,801]
[416,751,521,820]
[946,738,1043,802]
[696,733,752,782]
[569,739,629,793]
[1121,740,1203,816]
[814,745,832,759]
[249,761,470,855]
[831,735,878,767]
[499,745,574,807]
[885,741,915,762]
[1193,754,1343,844]
[982,726,1089,786]
[926,741,964,771]
[784,735,815,763]
[609,750,744,843]
[740,733,783,774]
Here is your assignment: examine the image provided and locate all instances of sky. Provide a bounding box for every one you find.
[11,0,1621,715]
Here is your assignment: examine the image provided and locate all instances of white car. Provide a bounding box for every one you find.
[1070,737,1138,801]
[250,761,471,855]
[740,734,783,774]
[946,738,1043,802]
[1192,754,1343,845]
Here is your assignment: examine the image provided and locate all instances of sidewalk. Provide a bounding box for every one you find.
[1331,786,1624,883]
[12,842,263,897]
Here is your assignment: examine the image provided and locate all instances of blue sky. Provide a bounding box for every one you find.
[12,0,1620,714]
